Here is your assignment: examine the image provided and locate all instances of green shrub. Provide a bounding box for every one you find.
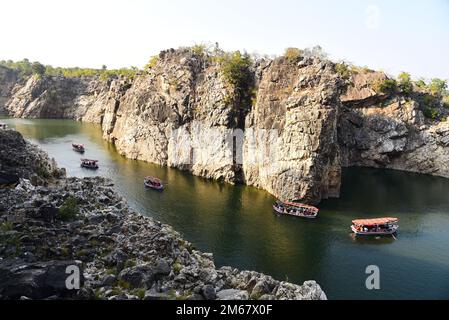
[36,165,50,178]
[423,107,439,120]
[59,196,79,221]
[414,78,427,89]
[397,72,413,95]
[335,62,352,80]
[117,279,132,290]
[144,56,159,71]
[0,221,13,232]
[191,44,208,56]
[109,287,123,296]
[216,51,254,110]
[218,51,252,87]
[31,62,46,76]
[284,47,302,61]
[429,78,447,96]
[134,288,146,300]
[172,262,182,274]
[373,78,398,95]
[106,267,117,275]
[124,259,136,269]
[419,93,438,108]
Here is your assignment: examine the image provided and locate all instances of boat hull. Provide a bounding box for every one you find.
[72,144,85,153]
[80,164,98,170]
[144,182,164,190]
[273,205,318,219]
[351,225,398,236]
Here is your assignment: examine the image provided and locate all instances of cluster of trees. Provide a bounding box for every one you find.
[372,72,448,97]
[0,59,138,80]
[0,59,46,78]
[372,72,448,120]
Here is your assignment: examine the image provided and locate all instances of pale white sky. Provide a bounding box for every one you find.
[1,0,448,80]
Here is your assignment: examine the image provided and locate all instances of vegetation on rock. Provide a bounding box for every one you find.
[0,59,138,81]
[144,55,159,71]
[373,78,398,95]
[335,62,352,80]
[397,72,413,95]
[284,47,303,61]
[59,196,79,221]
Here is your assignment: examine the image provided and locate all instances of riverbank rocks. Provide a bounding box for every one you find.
[0,130,327,300]
[0,129,65,182]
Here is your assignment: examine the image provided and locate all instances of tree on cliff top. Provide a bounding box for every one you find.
[397,72,413,95]
[284,47,303,61]
[216,51,254,126]
[429,78,447,96]
[31,62,46,76]
[217,51,253,89]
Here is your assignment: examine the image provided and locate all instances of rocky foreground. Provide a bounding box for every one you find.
[0,128,326,300]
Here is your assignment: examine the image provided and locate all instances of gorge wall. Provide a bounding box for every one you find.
[339,71,449,177]
[1,49,449,203]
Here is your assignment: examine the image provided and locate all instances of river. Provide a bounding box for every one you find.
[2,117,449,299]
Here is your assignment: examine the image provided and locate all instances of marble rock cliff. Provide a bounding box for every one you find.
[340,70,449,177]
[2,50,449,203]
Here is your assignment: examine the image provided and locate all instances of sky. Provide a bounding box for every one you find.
[1,0,448,80]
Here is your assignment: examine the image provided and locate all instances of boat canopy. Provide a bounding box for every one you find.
[352,217,399,227]
[81,159,98,162]
[145,176,161,183]
[280,201,319,213]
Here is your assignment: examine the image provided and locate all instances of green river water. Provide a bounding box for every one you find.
[2,117,449,299]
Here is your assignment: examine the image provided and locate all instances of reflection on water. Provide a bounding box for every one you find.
[2,117,449,299]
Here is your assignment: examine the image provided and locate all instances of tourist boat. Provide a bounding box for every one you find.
[72,143,85,153]
[351,217,399,236]
[80,159,99,169]
[273,200,319,219]
[144,176,164,190]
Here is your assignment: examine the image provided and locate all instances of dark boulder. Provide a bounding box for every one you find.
[36,204,59,222]
[0,172,19,189]
[0,259,84,299]
[201,284,216,300]
[153,259,171,279]
[118,264,154,289]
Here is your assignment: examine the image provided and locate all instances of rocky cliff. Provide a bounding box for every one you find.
[0,66,19,114]
[340,69,449,177]
[2,49,449,203]
[0,128,65,183]
[0,128,327,300]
